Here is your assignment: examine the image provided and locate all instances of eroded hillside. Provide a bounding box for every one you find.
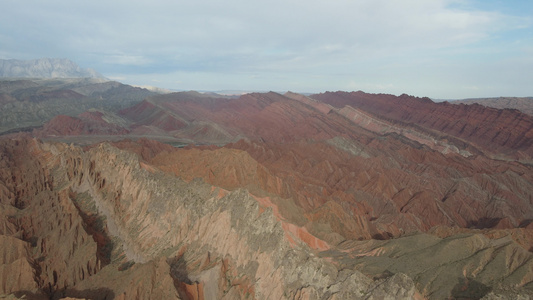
[0,136,429,299]
[2,89,533,299]
[0,78,155,134]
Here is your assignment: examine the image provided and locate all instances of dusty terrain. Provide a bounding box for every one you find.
[452,97,533,116]
[2,88,533,299]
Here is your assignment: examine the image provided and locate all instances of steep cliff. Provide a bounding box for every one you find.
[311,91,533,160]
[1,136,427,299]
[0,137,101,298]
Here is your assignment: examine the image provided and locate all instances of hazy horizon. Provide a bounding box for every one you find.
[2,0,532,99]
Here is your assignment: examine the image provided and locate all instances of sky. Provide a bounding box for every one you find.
[1,0,532,99]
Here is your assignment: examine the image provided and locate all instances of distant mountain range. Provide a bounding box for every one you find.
[0,58,105,79]
[0,78,156,134]
[2,87,533,298]
[2,73,533,298]
[3,58,533,298]
[452,97,533,116]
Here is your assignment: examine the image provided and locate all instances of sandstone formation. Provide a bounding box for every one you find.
[1,136,427,299]
[310,91,533,160]
[2,88,533,299]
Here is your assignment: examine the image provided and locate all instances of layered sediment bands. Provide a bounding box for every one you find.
[119,99,189,132]
[43,90,533,163]
[334,105,474,156]
[453,97,533,116]
[226,137,533,242]
[3,136,533,298]
[1,136,425,299]
[118,91,374,144]
[122,135,533,250]
[58,142,340,298]
[2,88,533,298]
[34,113,129,137]
[0,136,100,299]
[310,91,533,159]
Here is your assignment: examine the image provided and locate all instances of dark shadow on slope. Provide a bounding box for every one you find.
[12,290,48,300]
[168,254,215,300]
[70,190,113,266]
[519,219,533,228]
[53,287,115,300]
[13,288,115,300]
[372,269,394,281]
[168,255,197,300]
[467,217,502,229]
[372,232,393,240]
[451,277,491,299]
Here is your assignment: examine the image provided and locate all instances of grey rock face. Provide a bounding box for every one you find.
[364,273,418,300]
[0,58,105,78]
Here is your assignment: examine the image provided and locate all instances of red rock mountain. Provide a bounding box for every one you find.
[35,111,129,136]
[3,89,533,299]
[311,91,533,160]
[453,96,533,116]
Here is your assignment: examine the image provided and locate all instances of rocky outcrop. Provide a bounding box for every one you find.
[311,91,533,160]
[30,89,533,162]
[3,88,533,298]
[226,138,533,241]
[1,136,431,299]
[0,136,101,299]
[81,137,533,297]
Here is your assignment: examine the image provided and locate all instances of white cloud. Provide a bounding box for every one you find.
[103,54,152,66]
[1,0,532,98]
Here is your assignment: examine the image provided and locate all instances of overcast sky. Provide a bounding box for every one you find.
[2,0,532,98]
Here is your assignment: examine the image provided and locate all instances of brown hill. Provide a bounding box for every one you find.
[311,91,533,160]
[4,88,533,298]
[453,97,533,116]
[35,111,129,136]
[46,90,533,239]
[0,78,155,134]
[1,135,429,299]
[2,136,532,298]
[32,91,533,239]
[106,91,533,162]
[32,89,533,163]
